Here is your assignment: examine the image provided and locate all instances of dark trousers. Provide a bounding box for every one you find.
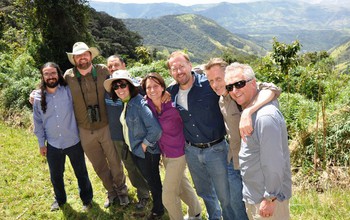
[132,152,164,214]
[47,142,93,205]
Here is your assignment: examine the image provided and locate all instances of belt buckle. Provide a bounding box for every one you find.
[197,142,210,148]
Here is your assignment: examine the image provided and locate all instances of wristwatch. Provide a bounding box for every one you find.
[265,197,277,202]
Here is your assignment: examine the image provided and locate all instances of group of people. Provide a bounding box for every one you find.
[32,41,292,220]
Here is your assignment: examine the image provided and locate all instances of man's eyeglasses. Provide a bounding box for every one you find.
[112,83,127,90]
[43,72,58,77]
[226,79,253,92]
[170,64,186,73]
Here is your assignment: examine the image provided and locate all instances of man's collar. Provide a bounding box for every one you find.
[77,65,93,76]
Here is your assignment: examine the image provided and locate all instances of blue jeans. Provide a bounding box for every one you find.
[227,160,249,220]
[47,142,93,205]
[132,152,164,215]
[185,140,234,220]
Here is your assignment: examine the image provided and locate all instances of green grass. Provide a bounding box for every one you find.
[0,122,172,220]
[1,122,350,219]
[291,189,350,220]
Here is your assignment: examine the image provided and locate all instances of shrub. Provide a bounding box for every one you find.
[128,60,173,85]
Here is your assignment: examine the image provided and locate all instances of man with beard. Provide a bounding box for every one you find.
[166,51,234,220]
[64,42,129,208]
[33,62,93,212]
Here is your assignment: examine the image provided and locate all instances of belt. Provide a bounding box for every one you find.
[186,137,225,149]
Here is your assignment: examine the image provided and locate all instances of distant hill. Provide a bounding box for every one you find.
[90,1,350,52]
[123,14,265,63]
[330,40,350,73]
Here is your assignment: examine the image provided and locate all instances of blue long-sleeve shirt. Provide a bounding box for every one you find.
[105,92,124,141]
[239,101,292,204]
[167,72,226,143]
[33,86,80,149]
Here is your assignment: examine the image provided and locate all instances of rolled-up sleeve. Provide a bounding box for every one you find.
[140,101,162,148]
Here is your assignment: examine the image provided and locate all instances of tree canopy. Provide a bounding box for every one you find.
[1,0,142,71]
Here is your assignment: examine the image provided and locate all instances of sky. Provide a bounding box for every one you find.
[90,0,326,6]
[90,0,259,6]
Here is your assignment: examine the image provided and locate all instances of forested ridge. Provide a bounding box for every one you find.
[122,14,265,63]
[91,1,350,52]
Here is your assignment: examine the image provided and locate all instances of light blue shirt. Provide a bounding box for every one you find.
[239,100,292,204]
[33,85,80,149]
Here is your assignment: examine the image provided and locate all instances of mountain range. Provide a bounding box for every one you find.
[123,14,265,63]
[90,1,350,52]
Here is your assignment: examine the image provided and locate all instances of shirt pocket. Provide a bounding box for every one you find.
[128,116,144,138]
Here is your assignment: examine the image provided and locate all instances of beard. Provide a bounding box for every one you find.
[45,79,59,88]
[76,59,92,70]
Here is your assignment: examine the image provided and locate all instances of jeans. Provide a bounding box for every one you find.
[132,152,164,215]
[47,142,93,205]
[185,140,234,220]
[227,160,249,220]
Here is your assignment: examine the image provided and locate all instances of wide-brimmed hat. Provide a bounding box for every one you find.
[66,42,100,65]
[103,70,140,93]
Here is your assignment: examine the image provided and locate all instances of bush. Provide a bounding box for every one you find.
[306,105,350,167]
[279,93,317,166]
[279,93,318,136]
[281,91,350,168]
[0,51,40,125]
[0,106,33,129]
[0,77,39,109]
[128,60,173,85]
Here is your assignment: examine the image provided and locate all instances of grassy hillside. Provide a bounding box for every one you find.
[123,14,265,63]
[1,122,350,219]
[330,38,350,73]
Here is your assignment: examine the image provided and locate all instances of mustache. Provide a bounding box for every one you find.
[44,78,59,88]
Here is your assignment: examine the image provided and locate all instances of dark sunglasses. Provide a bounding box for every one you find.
[112,83,127,90]
[226,79,252,92]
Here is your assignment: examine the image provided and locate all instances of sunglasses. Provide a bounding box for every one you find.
[226,79,252,92]
[112,83,127,90]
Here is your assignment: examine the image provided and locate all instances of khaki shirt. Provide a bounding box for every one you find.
[64,64,109,130]
[219,94,241,169]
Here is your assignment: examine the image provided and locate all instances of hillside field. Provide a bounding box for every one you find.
[1,122,350,219]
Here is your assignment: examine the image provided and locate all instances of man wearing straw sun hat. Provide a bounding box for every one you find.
[64,42,129,208]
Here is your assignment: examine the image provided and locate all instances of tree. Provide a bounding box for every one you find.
[89,9,142,60]
[135,46,152,65]
[271,38,301,85]
[271,37,301,110]
[17,0,91,71]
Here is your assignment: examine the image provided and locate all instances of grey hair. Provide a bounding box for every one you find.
[225,62,255,80]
